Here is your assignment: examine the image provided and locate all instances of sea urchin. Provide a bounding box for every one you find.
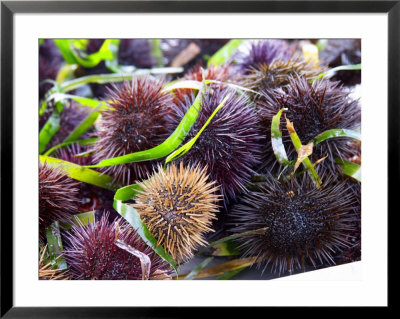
[92,76,174,185]
[229,174,358,274]
[64,213,174,280]
[257,76,361,174]
[168,87,264,204]
[132,162,220,262]
[39,162,79,239]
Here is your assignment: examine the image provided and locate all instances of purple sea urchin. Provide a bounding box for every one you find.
[257,76,361,174]
[132,162,220,262]
[228,174,358,274]
[169,87,263,204]
[236,40,292,74]
[64,213,173,280]
[92,77,173,185]
[39,162,79,239]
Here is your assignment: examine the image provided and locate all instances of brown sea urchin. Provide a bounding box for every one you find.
[132,162,220,262]
[92,76,173,185]
[257,76,361,174]
[39,162,79,239]
[64,213,173,280]
[228,174,358,274]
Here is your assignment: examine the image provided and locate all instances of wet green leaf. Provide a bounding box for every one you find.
[114,183,143,201]
[43,137,97,156]
[216,267,247,280]
[39,101,64,154]
[150,39,164,67]
[177,257,257,279]
[45,92,110,110]
[335,158,361,182]
[54,39,119,68]
[286,117,321,187]
[271,108,294,166]
[312,128,361,145]
[45,221,67,270]
[184,257,214,280]
[56,69,182,94]
[87,83,205,168]
[63,109,100,143]
[208,39,244,66]
[313,63,361,82]
[162,79,203,92]
[60,211,95,230]
[39,155,118,190]
[211,240,241,257]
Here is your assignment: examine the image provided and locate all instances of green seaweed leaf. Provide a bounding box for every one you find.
[63,109,100,143]
[43,137,97,157]
[184,257,214,280]
[45,221,67,270]
[39,101,64,154]
[335,158,361,182]
[208,39,244,66]
[271,108,294,166]
[39,155,118,190]
[312,128,361,145]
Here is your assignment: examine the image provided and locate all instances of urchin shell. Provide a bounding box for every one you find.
[131,162,220,262]
[228,174,358,274]
[92,77,173,185]
[257,76,361,175]
[236,40,292,74]
[39,162,79,239]
[239,58,324,96]
[64,213,174,280]
[168,87,264,204]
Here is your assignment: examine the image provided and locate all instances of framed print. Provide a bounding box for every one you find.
[1,0,395,316]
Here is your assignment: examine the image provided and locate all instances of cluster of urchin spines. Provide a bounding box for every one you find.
[236,39,293,74]
[92,76,174,186]
[132,162,221,263]
[39,162,80,239]
[168,86,264,204]
[228,173,358,274]
[64,212,174,280]
[239,57,324,98]
[256,76,361,175]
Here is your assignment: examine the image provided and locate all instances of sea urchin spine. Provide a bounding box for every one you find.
[229,174,358,274]
[64,213,174,280]
[132,162,220,262]
[92,76,174,185]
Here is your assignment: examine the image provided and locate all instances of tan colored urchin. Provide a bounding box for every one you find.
[239,57,325,96]
[131,162,220,263]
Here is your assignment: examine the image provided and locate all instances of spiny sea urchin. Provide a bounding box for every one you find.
[92,76,174,185]
[239,57,323,96]
[228,174,358,274]
[131,162,220,262]
[39,162,79,239]
[168,87,264,204]
[64,213,174,280]
[236,40,292,74]
[257,76,361,174]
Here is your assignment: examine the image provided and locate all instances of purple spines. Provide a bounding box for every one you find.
[64,213,174,280]
[228,174,359,274]
[237,40,292,74]
[168,87,264,205]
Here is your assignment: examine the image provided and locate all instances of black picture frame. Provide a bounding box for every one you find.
[1,0,395,317]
